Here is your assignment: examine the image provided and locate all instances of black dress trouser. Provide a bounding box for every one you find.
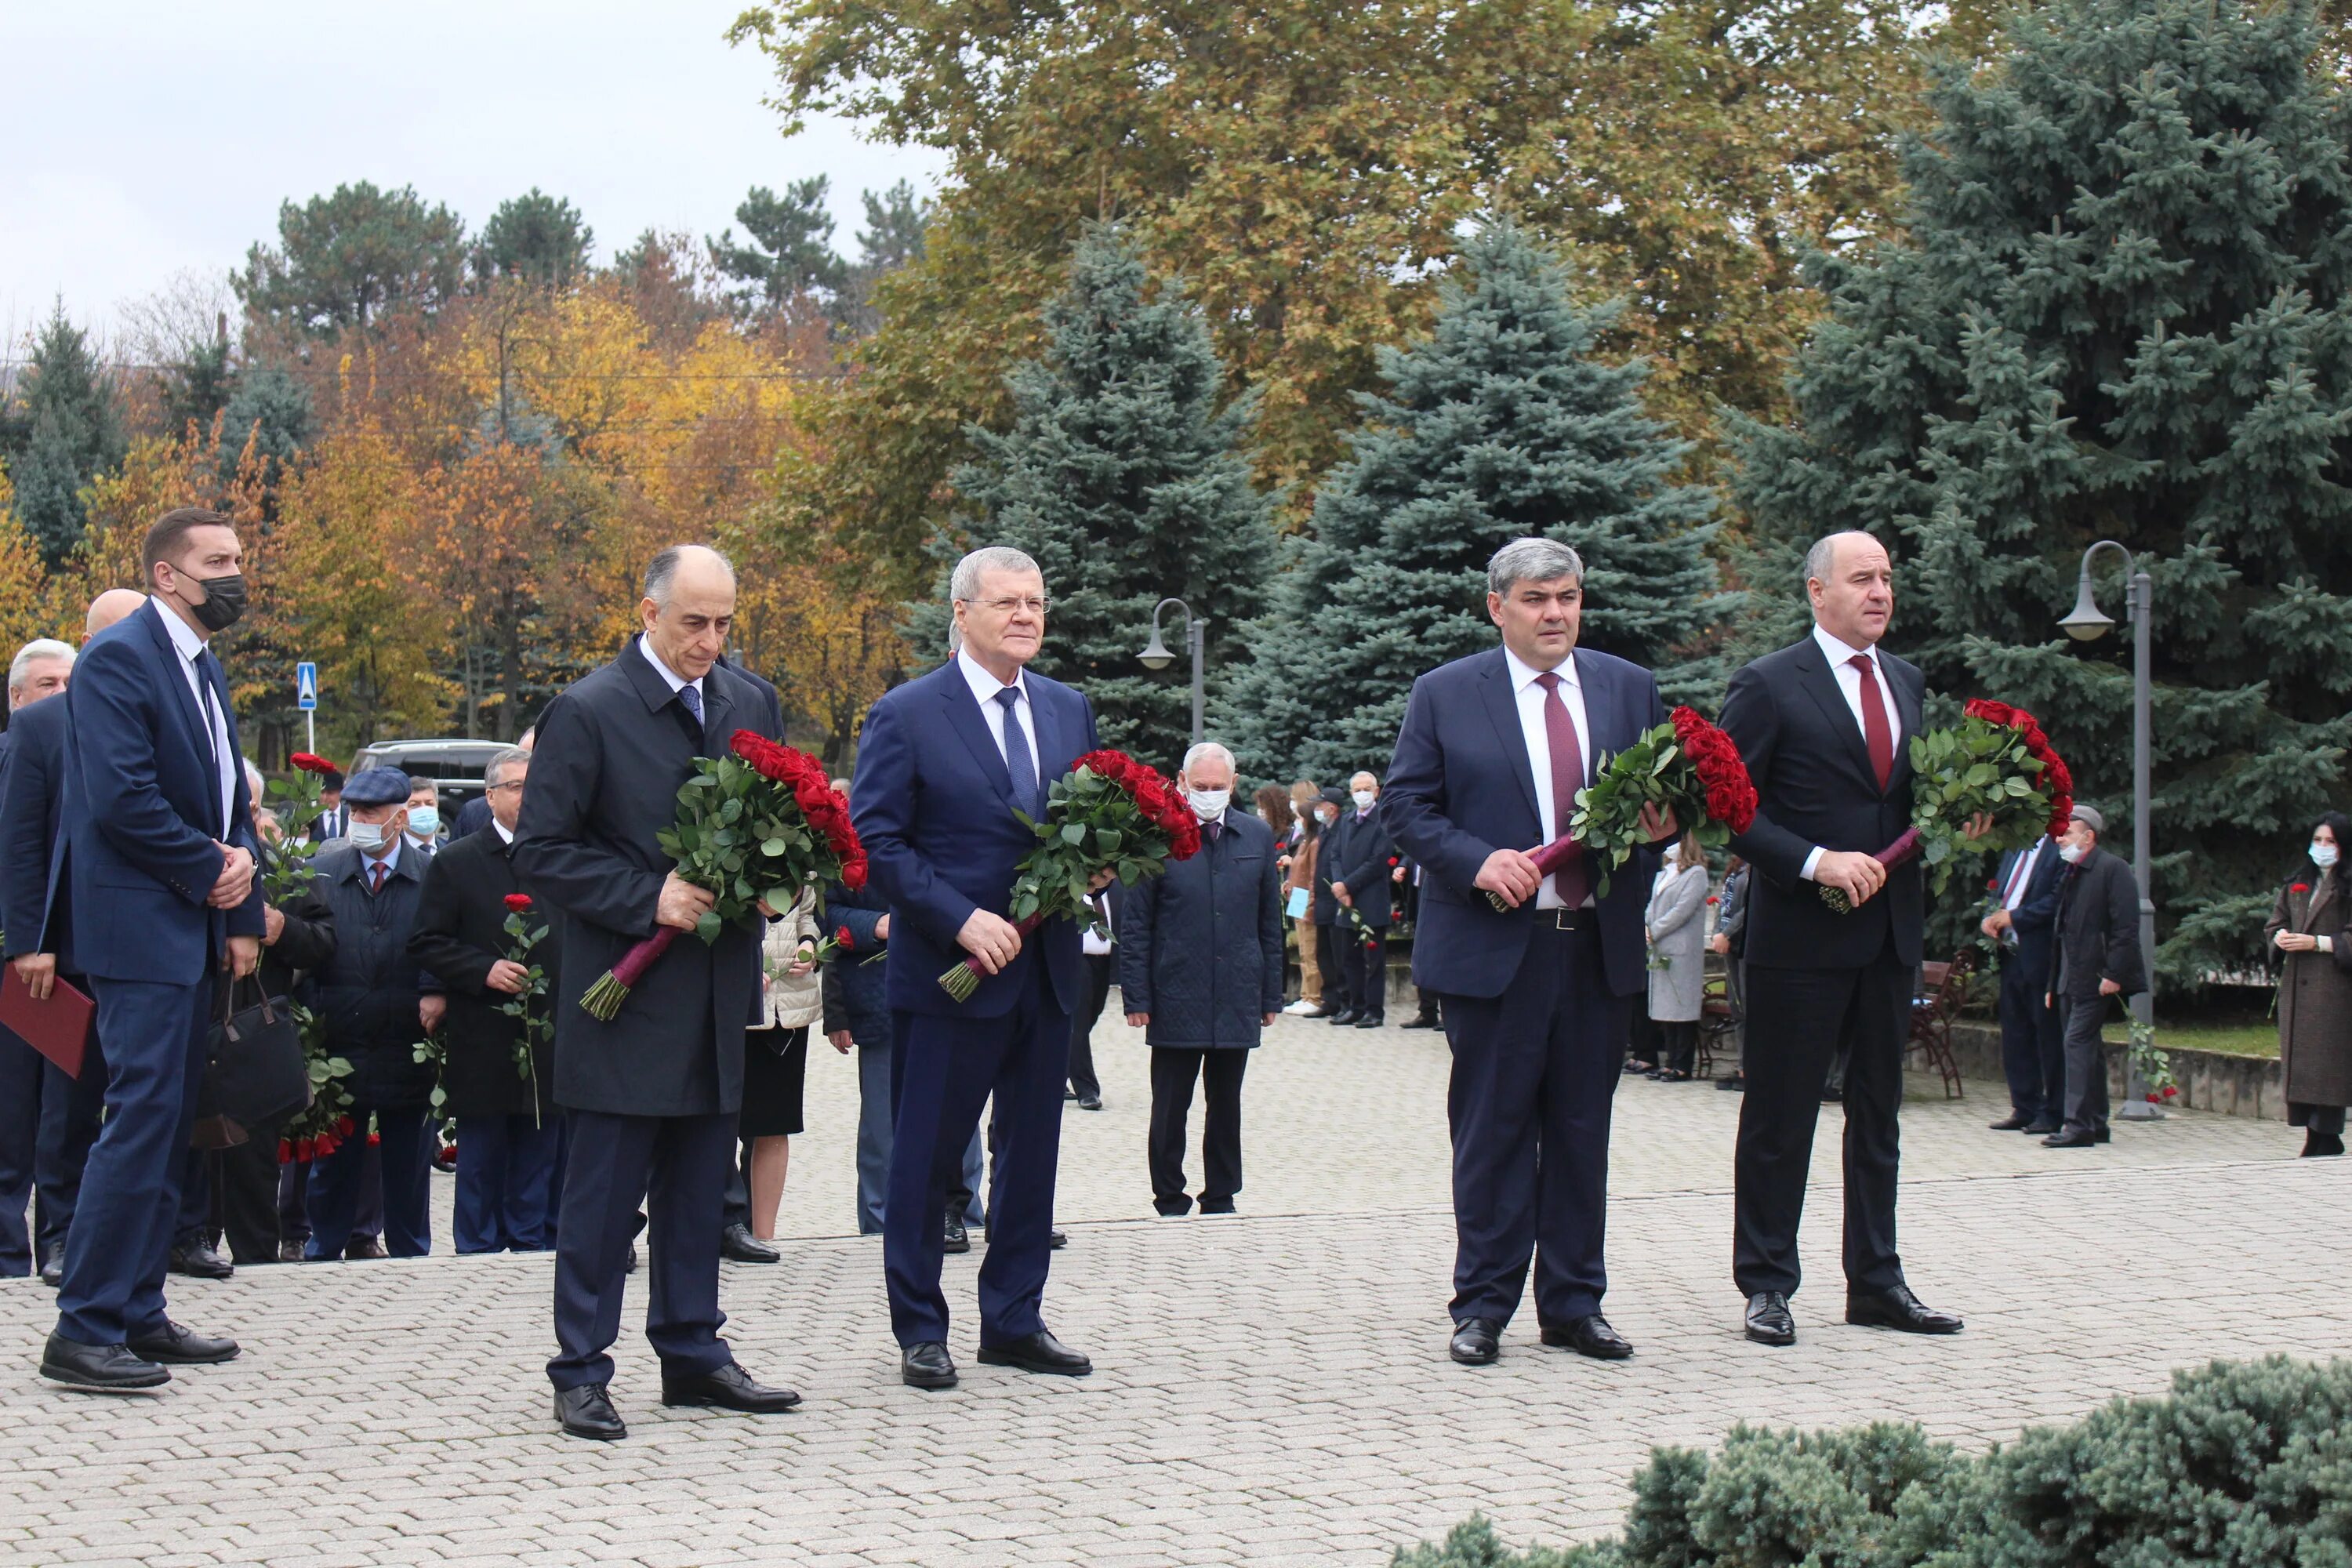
[1068,953,1110,1101]
[1338,924,1385,1018]
[1148,1047,1250,1214]
[1732,937,1910,1299]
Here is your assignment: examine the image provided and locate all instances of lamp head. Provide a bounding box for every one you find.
[2059,573,2114,641]
[1138,625,1175,671]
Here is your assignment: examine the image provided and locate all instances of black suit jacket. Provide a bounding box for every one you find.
[2053,847,2146,999]
[409,828,559,1120]
[1721,635,1926,971]
[514,636,786,1117]
[1331,805,1398,929]
[0,695,70,964]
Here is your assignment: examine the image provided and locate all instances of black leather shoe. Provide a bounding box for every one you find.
[1399,1014,1441,1030]
[2095,1127,2111,1143]
[942,1210,971,1254]
[1541,1315,1633,1359]
[1715,1073,1745,1092]
[275,1240,305,1264]
[662,1361,800,1412]
[1327,1008,1361,1026]
[1048,1229,1068,1250]
[127,1320,240,1364]
[39,1254,63,1287]
[623,1243,639,1274]
[2304,1131,2347,1157]
[1820,1085,1844,1103]
[554,1383,627,1439]
[2020,1120,2060,1135]
[345,1235,388,1261]
[41,1334,169,1392]
[168,1240,234,1279]
[1846,1284,1962,1334]
[901,1341,958,1389]
[1353,1013,1386,1029]
[978,1328,1092,1376]
[1198,1198,1235,1216]
[1744,1291,1795,1345]
[2042,1127,2096,1148]
[720,1223,780,1264]
[1449,1317,1501,1365]
[1076,1094,1102,1110]
[1987,1113,2034,1131]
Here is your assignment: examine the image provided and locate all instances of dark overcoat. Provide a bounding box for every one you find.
[1118,810,1285,1050]
[2052,846,2146,1000]
[408,827,559,1120]
[514,637,785,1118]
[311,840,438,1110]
[2264,869,2352,1112]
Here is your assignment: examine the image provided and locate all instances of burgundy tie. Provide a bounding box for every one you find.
[370,860,387,895]
[1204,818,1221,843]
[1534,671,1588,907]
[1849,654,1894,792]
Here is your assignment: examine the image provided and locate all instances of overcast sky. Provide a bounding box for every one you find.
[0,0,949,350]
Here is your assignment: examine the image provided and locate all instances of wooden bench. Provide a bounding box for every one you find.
[1908,950,1978,1098]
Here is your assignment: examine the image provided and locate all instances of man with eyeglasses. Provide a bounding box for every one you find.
[851,544,1110,1391]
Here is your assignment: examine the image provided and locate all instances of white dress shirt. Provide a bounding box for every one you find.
[492,819,515,846]
[1994,837,2049,946]
[1503,645,1593,911]
[956,649,1040,780]
[1799,622,1904,883]
[156,598,236,836]
[638,636,705,708]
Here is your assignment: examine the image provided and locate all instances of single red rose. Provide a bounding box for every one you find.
[2294,882,2312,895]
[503,894,534,912]
[368,1130,381,1147]
[278,1138,293,1164]
[835,925,854,950]
[842,855,869,891]
[289,752,339,775]
[338,1115,355,1136]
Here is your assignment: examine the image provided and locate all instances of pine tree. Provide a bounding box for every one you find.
[474,188,594,288]
[907,224,1277,770]
[1726,0,2352,983]
[1219,223,1726,782]
[4,304,125,566]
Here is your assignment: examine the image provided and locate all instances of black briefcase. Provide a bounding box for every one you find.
[193,980,312,1147]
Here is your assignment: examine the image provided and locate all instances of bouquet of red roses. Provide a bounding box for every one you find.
[1490,706,1759,909]
[938,749,1201,1002]
[580,731,867,1020]
[1817,697,2074,913]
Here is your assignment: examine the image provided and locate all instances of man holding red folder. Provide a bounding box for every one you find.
[37,511,263,1392]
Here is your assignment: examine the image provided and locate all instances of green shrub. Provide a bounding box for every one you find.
[1394,1359,2352,1568]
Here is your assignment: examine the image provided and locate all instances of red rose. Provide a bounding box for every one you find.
[368,1129,381,1147]
[278,1138,293,1164]
[289,752,339,775]
[503,894,533,912]
[842,855,869,891]
[1965,699,2016,727]
[2293,882,2311,895]
[338,1115,355,1136]
[835,925,855,950]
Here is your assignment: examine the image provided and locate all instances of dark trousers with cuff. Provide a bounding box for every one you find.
[1997,953,2063,1122]
[1068,953,1110,1102]
[1149,1047,1250,1214]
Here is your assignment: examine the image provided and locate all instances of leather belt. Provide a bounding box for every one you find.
[1543,908,1593,932]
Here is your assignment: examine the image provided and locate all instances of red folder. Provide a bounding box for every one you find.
[0,965,96,1079]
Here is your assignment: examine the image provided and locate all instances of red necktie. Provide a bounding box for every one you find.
[1849,654,1894,792]
[1535,671,1589,907]
[370,860,387,895]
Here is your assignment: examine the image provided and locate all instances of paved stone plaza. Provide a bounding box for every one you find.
[3,1011,2345,1567]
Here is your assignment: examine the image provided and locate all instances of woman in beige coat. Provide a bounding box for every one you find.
[743,892,826,1236]
[2265,811,2352,1157]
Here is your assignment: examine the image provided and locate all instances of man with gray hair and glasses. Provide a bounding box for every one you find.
[851,544,1109,1390]
[1383,536,1675,1367]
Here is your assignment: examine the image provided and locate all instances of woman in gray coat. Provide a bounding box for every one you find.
[2264,811,2352,1157]
[1644,833,1710,1081]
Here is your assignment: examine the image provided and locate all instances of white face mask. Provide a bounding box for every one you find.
[1351,789,1377,811]
[2314,843,2340,869]
[1186,788,1230,821]
[2058,841,2085,864]
[347,820,394,852]
[1316,807,1337,826]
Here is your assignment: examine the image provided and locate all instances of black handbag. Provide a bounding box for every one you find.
[193,979,312,1147]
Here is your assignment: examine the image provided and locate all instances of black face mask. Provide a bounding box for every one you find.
[180,572,247,633]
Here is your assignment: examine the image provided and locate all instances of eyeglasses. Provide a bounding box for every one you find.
[961,596,1051,616]
[487,781,524,794]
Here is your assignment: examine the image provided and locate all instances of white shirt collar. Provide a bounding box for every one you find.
[1502,644,1579,695]
[360,834,403,879]
[493,819,515,845]
[956,648,1029,709]
[1812,622,1879,669]
[638,635,700,696]
[156,596,206,663]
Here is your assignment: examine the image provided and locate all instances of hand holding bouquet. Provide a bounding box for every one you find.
[938,750,1201,1001]
[1818,698,2073,913]
[580,731,867,1020]
[1490,707,1758,909]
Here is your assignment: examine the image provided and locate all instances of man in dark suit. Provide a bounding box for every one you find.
[1329,770,1398,1029]
[38,509,263,1391]
[1385,537,1670,1367]
[851,545,1105,1392]
[1981,832,2066,1133]
[0,637,77,1278]
[308,770,349,843]
[1309,786,1354,1021]
[411,745,561,1251]
[516,544,800,1440]
[1719,530,1967,1348]
[1067,884,1117,1111]
[2043,806,2146,1149]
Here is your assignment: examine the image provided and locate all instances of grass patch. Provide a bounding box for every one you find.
[2101,1021,2280,1059]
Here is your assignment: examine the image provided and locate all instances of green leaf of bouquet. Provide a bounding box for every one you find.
[695,910,722,944]
[1062,823,1087,846]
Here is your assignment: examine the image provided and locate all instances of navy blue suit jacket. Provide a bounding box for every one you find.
[1,695,71,964]
[851,660,1101,1019]
[1991,839,2066,987]
[53,599,263,983]
[1382,644,1667,1001]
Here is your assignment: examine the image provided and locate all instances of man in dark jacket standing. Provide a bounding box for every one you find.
[1308,786,1352,1020]
[1981,833,2067,1133]
[305,768,441,1260]
[517,544,800,1440]
[1329,770,1398,1029]
[1120,742,1284,1217]
[2044,806,2147,1149]
[410,746,561,1252]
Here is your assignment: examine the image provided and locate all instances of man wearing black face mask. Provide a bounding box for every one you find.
[37,508,263,1392]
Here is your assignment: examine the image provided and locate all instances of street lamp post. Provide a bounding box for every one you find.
[1138,597,1207,750]
[2058,539,2162,1122]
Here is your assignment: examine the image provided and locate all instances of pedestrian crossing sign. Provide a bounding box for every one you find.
[296,662,318,711]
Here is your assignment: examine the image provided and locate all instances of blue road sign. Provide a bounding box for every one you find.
[296,662,318,711]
